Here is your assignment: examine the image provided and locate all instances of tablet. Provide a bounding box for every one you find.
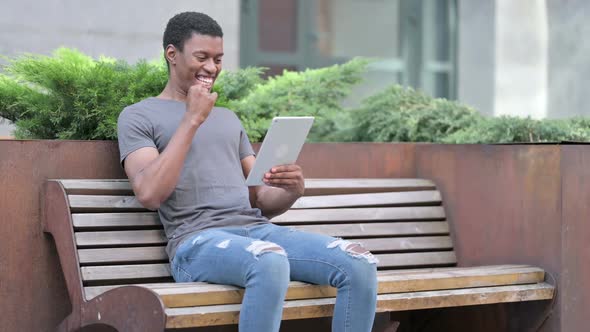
[245,116,314,186]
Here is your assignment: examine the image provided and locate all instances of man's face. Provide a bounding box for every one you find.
[171,33,223,93]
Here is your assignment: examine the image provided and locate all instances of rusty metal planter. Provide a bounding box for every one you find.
[1,140,588,331]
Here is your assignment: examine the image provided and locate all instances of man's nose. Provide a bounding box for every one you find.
[203,59,217,74]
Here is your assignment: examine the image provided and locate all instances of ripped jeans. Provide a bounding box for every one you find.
[170,222,378,332]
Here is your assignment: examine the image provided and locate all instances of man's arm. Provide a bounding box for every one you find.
[241,155,305,219]
[123,86,217,210]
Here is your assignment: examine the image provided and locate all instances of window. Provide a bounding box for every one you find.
[240,0,457,100]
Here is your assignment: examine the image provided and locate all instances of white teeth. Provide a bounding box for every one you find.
[196,76,213,84]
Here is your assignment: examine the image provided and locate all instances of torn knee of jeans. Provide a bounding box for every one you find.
[216,239,231,249]
[246,240,287,258]
[327,239,379,264]
[190,235,202,246]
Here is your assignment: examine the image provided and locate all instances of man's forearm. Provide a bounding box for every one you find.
[255,186,302,219]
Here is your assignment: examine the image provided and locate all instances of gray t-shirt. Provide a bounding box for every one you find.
[117,97,268,258]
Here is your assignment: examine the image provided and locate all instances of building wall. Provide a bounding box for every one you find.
[458,0,549,119]
[494,0,548,119]
[546,0,590,118]
[0,0,240,67]
[458,0,590,118]
[1,0,589,137]
[0,0,241,136]
[457,1,496,117]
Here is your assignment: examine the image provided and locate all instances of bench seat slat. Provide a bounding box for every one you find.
[84,265,546,304]
[163,282,555,328]
[75,223,449,247]
[77,236,455,264]
[59,178,436,196]
[80,251,456,282]
[83,263,537,292]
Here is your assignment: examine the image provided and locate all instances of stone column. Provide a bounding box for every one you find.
[546,0,590,118]
[457,1,496,117]
[494,0,548,119]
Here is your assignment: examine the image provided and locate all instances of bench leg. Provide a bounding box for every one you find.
[382,312,401,332]
[384,320,401,332]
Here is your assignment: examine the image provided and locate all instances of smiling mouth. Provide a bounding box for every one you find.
[195,75,214,89]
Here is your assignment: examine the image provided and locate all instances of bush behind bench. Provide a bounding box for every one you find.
[1,48,589,143]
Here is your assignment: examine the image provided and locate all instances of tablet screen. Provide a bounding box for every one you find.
[245,116,314,186]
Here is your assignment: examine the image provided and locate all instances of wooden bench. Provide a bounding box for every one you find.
[43,178,555,331]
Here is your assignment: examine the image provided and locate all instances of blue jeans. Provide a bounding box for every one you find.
[171,223,378,332]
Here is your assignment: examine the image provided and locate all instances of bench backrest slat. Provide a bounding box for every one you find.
[55,178,454,298]
[76,230,167,246]
[273,207,445,223]
[78,246,168,264]
[292,222,449,237]
[68,193,444,213]
[74,222,449,247]
[292,191,441,209]
[73,212,161,229]
[76,236,454,265]
[59,178,436,195]
[71,206,445,229]
[80,250,458,283]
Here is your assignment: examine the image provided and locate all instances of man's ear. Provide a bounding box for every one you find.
[165,44,177,66]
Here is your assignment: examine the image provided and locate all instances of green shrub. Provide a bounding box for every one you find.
[444,116,590,143]
[326,84,590,144]
[1,48,588,143]
[212,67,266,108]
[228,58,368,141]
[0,48,168,139]
[0,48,366,141]
[341,85,481,142]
